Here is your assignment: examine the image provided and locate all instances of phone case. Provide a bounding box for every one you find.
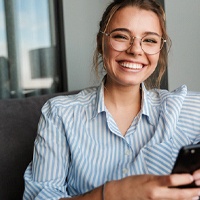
[171,143,200,188]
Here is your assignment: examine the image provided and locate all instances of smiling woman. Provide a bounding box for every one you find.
[0,0,65,99]
[23,0,200,200]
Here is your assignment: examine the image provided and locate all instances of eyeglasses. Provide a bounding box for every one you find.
[100,29,166,55]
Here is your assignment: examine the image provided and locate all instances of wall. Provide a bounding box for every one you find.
[165,0,200,91]
[63,1,200,92]
[63,0,110,91]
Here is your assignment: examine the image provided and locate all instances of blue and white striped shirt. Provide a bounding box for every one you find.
[23,81,200,200]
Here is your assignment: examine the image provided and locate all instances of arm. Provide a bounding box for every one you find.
[60,185,103,200]
[23,100,71,199]
[60,174,200,200]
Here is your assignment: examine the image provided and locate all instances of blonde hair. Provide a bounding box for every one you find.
[93,0,171,89]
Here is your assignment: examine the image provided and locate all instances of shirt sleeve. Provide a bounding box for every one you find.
[23,100,71,200]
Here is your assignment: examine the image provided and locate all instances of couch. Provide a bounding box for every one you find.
[0,90,79,200]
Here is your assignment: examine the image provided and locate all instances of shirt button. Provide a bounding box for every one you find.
[123,168,128,174]
[125,150,131,156]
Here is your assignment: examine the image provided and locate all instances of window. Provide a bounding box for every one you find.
[0,0,66,99]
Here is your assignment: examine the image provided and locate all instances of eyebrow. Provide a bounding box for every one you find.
[110,28,162,37]
[110,28,131,34]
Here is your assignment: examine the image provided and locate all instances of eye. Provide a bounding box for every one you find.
[142,34,162,47]
[110,31,130,41]
[143,38,157,44]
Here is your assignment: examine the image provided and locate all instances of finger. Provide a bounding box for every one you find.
[165,174,194,187]
[174,188,200,200]
[193,170,200,186]
[193,170,200,180]
[193,169,200,173]
[195,179,200,186]
[150,187,200,200]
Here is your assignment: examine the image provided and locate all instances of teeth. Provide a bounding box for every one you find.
[120,62,143,69]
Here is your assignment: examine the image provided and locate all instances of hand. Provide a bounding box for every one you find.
[108,174,200,200]
[193,169,200,186]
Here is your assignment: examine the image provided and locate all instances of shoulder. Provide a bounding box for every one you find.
[148,85,200,112]
[183,90,200,105]
[146,85,187,107]
[180,90,200,117]
[145,85,187,125]
[41,86,98,115]
[51,87,97,105]
[144,85,200,144]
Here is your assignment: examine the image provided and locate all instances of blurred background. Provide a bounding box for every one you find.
[0,0,200,99]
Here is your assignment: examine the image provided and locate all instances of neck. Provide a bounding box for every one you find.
[104,81,142,109]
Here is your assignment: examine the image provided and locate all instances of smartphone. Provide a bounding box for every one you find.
[171,143,200,188]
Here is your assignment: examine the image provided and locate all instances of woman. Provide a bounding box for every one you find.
[23,0,200,199]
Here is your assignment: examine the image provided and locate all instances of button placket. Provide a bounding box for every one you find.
[122,168,128,174]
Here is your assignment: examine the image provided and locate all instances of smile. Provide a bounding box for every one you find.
[119,62,143,69]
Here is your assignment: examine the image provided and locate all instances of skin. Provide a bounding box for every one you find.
[103,6,161,89]
[61,6,200,200]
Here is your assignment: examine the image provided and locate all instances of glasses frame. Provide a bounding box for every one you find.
[100,30,167,55]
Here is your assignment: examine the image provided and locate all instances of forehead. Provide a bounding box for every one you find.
[107,6,162,35]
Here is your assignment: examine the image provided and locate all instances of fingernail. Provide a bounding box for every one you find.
[190,175,194,181]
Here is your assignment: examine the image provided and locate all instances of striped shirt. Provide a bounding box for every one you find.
[23,81,200,200]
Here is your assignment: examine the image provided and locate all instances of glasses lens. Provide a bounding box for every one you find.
[141,34,164,54]
[109,31,131,51]
[108,31,165,54]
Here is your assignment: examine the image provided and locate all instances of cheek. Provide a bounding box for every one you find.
[148,54,160,68]
[103,41,117,64]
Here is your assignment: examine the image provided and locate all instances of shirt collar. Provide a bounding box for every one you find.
[92,78,106,118]
[92,80,157,122]
[92,79,187,126]
[141,83,160,126]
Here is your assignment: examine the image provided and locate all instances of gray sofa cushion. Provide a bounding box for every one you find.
[0,91,78,200]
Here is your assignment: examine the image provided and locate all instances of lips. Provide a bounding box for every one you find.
[119,61,143,69]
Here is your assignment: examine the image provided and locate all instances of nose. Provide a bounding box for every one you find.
[126,37,143,55]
